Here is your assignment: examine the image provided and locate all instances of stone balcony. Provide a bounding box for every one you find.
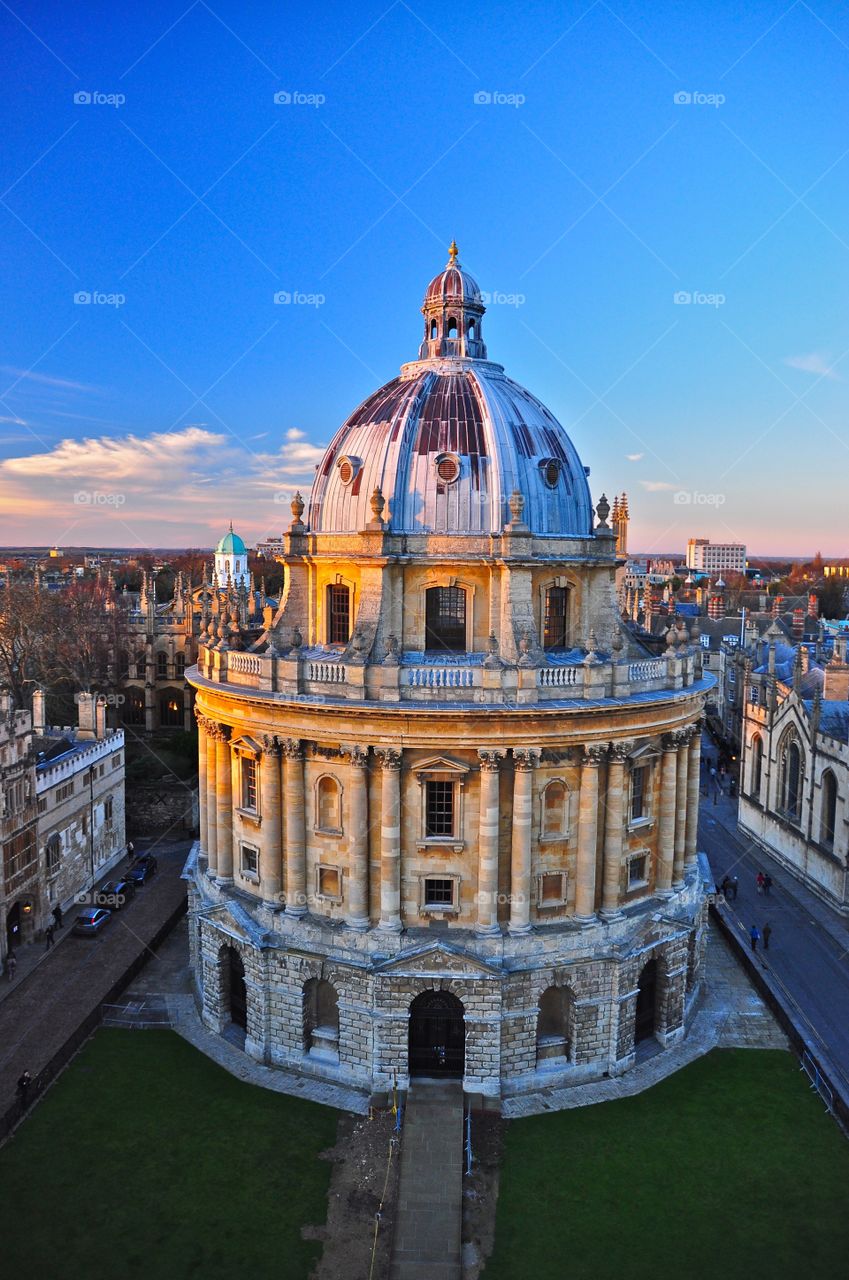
[194,642,704,707]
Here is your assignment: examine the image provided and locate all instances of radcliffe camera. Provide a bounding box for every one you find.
[0,5,846,1280]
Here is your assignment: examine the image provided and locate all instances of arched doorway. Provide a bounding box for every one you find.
[226,947,247,1031]
[408,990,464,1078]
[635,958,657,1043]
[6,901,22,952]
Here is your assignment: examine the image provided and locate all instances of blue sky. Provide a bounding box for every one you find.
[0,0,846,555]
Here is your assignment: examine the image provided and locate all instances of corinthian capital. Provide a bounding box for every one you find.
[282,738,304,761]
[375,747,402,771]
[478,748,506,772]
[608,740,634,763]
[512,747,541,771]
[582,744,606,767]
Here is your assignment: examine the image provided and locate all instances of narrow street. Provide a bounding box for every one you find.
[698,746,849,1093]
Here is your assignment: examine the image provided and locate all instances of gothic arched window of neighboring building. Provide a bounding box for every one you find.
[821,769,837,849]
[780,737,804,823]
[156,651,167,678]
[751,735,763,798]
[425,586,466,653]
[175,652,185,676]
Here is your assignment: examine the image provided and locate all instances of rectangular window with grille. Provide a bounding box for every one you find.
[424,586,466,653]
[425,780,454,838]
[241,845,258,876]
[327,585,351,644]
[424,878,454,906]
[631,766,646,821]
[543,587,569,649]
[241,757,258,811]
[628,854,647,886]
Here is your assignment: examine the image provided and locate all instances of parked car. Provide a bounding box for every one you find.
[126,854,158,886]
[95,878,135,910]
[72,908,112,936]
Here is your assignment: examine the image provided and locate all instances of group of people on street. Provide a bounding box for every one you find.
[3,902,65,981]
[716,869,775,956]
[750,923,772,952]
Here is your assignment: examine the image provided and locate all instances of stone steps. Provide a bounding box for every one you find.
[389,1079,464,1280]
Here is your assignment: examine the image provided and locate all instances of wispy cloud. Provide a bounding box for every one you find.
[783,352,840,380]
[626,452,644,462]
[639,480,678,492]
[1,367,104,394]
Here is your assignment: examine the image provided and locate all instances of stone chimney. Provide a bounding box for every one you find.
[792,608,804,639]
[808,592,819,619]
[32,687,45,733]
[77,691,96,740]
[95,695,107,740]
[708,594,723,620]
[771,595,783,617]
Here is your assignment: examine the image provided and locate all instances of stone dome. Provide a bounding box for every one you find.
[308,248,593,538]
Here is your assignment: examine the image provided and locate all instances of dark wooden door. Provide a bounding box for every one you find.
[409,990,464,1077]
[635,959,657,1043]
[228,949,247,1029]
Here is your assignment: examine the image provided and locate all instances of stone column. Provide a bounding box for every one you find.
[509,748,539,934]
[476,750,505,935]
[685,724,702,871]
[673,732,689,890]
[575,746,604,921]
[346,746,370,930]
[260,737,283,907]
[196,713,208,858]
[283,739,307,916]
[204,719,219,877]
[656,735,678,898]
[601,742,630,920]
[215,725,233,883]
[376,748,402,932]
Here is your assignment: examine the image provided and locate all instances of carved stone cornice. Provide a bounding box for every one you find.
[478,748,507,772]
[375,747,402,771]
[512,747,541,771]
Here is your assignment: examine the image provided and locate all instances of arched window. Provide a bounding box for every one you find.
[536,985,572,1064]
[821,770,837,849]
[467,319,476,340]
[303,977,339,1057]
[45,832,61,876]
[123,689,146,725]
[446,316,458,338]
[430,319,438,340]
[425,586,466,653]
[542,780,568,839]
[316,775,342,833]
[751,735,763,798]
[159,691,183,727]
[327,584,351,645]
[780,738,804,822]
[175,652,186,676]
[119,650,130,678]
[543,586,570,649]
[156,651,168,678]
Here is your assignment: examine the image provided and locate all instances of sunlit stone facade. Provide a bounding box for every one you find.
[185,248,712,1105]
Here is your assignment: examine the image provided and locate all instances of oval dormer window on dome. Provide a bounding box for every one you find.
[336,455,361,486]
[435,453,461,485]
[540,458,560,488]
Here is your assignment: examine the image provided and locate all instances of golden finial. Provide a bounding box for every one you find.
[448,239,459,265]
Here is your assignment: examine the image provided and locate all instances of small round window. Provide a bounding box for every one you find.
[542,459,560,488]
[336,456,359,486]
[436,453,461,484]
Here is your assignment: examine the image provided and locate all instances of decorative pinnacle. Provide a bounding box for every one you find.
[447,239,459,266]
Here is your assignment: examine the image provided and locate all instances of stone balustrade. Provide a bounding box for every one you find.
[195,642,700,704]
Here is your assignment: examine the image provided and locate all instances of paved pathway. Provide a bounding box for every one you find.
[0,841,190,1123]
[390,1079,464,1280]
[698,746,849,1096]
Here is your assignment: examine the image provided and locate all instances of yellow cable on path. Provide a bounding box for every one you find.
[367,1132,398,1280]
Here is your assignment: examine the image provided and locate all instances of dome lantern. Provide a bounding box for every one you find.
[418,241,488,361]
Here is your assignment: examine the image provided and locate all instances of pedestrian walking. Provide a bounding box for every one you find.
[52,903,63,930]
[720,875,731,900]
[750,925,760,952]
[763,874,772,896]
[16,1070,32,1108]
[756,871,765,895]
[44,922,55,951]
[5,952,16,982]
[762,923,772,951]
[730,876,739,901]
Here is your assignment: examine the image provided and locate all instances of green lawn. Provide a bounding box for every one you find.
[0,1029,338,1279]
[486,1049,849,1280]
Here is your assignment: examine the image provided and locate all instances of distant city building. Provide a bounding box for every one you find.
[2,689,126,959]
[824,563,849,579]
[686,539,746,575]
